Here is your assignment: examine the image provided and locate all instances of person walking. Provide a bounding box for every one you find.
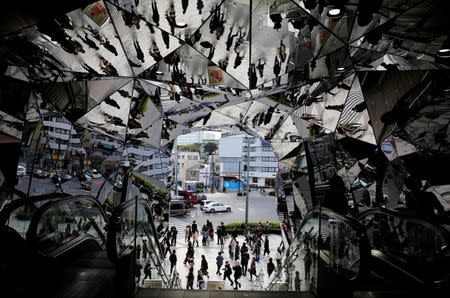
[200,255,209,276]
[193,230,199,247]
[223,261,234,286]
[228,237,235,259]
[169,250,177,274]
[216,251,224,275]
[249,257,258,281]
[263,235,270,256]
[142,260,151,284]
[232,261,242,290]
[235,241,240,260]
[267,257,275,277]
[185,225,191,242]
[171,226,178,246]
[254,240,261,262]
[191,220,198,234]
[241,250,249,276]
[186,267,194,289]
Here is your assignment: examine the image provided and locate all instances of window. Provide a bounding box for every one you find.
[249,167,258,171]
[262,146,272,152]
[262,156,277,162]
[142,156,148,161]
[249,157,257,162]
[252,177,258,183]
[187,155,192,160]
[261,167,277,172]
[155,163,161,169]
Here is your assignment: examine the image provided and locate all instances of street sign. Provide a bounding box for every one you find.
[84,1,109,27]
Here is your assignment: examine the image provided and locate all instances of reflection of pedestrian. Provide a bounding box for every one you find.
[182,0,189,14]
[169,250,177,273]
[226,27,238,51]
[304,249,312,280]
[142,260,151,283]
[133,39,144,63]
[267,258,275,277]
[161,30,170,49]
[233,51,244,69]
[273,56,281,77]
[294,271,302,291]
[151,0,160,26]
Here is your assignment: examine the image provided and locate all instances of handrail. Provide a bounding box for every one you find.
[265,226,313,290]
[357,207,450,287]
[0,193,71,227]
[264,206,371,291]
[106,198,171,288]
[26,195,108,244]
[358,207,450,241]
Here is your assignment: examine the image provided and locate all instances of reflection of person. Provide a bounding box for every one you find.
[294,271,302,291]
[323,174,350,215]
[304,249,312,280]
[404,175,444,218]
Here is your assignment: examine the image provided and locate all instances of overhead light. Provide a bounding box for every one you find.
[336,67,345,71]
[437,48,450,58]
[327,8,342,17]
[155,71,163,75]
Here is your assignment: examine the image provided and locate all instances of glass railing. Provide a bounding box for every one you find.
[264,206,370,292]
[358,208,450,287]
[26,195,108,256]
[0,193,71,239]
[107,197,172,290]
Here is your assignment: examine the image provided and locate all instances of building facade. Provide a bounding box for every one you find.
[219,134,280,190]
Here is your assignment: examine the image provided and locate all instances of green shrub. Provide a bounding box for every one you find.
[223,221,280,231]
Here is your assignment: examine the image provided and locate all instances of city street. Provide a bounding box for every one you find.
[15,175,112,200]
[169,191,280,231]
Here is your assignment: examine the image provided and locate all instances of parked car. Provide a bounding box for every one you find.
[200,200,214,210]
[32,169,47,178]
[169,200,190,217]
[16,166,26,177]
[51,172,72,184]
[203,202,231,213]
[91,169,102,179]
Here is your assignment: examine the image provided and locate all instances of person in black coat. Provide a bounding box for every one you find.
[169,250,177,273]
[223,261,233,286]
[232,261,242,290]
[142,260,151,283]
[267,257,275,277]
[200,255,209,275]
[241,251,249,276]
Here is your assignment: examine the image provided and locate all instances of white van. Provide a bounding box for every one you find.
[17,165,26,177]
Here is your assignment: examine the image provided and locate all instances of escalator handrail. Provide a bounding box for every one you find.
[25,195,109,245]
[46,233,103,259]
[116,198,165,258]
[357,207,450,245]
[299,206,371,280]
[106,198,165,263]
[0,193,71,227]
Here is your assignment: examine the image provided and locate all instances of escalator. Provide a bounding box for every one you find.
[357,208,450,295]
[262,206,371,296]
[0,194,114,298]
[106,196,177,297]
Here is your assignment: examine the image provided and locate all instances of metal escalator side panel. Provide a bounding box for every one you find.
[357,208,450,287]
[26,195,108,257]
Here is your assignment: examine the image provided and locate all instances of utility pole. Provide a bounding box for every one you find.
[245,136,250,224]
[174,148,178,197]
[238,160,241,193]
